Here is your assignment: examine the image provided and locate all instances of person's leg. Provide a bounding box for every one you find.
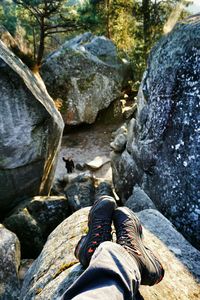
[61,241,141,300]
[75,195,117,267]
[113,207,164,286]
[61,199,164,300]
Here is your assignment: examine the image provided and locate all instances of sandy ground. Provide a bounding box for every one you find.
[54,123,121,182]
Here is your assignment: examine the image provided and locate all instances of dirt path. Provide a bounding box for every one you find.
[54,123,120,181]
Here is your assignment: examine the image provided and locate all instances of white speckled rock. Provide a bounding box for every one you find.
[111,15,200,249]
[0,41,64,215]
[20,208,200,300]
[0,224,21,300]
[41,32,130,125]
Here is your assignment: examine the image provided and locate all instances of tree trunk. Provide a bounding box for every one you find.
[105,0,111,39]
[36,17,45,67]
[142,0,151,55]
[33,27,36,62]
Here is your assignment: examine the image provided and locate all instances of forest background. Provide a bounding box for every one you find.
[0,0,198,91]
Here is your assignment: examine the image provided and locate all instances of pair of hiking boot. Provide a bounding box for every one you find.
[75,194,164,286]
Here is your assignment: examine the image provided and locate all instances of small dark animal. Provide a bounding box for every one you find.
[63,157,75,173]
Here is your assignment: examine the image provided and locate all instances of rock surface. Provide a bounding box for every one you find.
[85,155,110,170]
[0,224,21,300]
[111,16,200,249]
[125,185,156,212]
[0,40,64,216]
[110,132,127,152]
[20,208,200,300]
[41,32,129,125]
[64,173,95,212]
[3,196,69,258]
[20,208,89,300]
[54,123,118,182]
[138,209,200,299]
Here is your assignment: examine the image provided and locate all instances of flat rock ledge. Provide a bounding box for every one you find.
[20,208,200,300]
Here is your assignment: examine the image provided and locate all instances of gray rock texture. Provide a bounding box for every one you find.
[125,185,156,212]
[20,208,88,300]
[138,209,200,299]
[41,32,130,125]
[110,133,127,152]
[0,40,64,215]
[85,155,110,170]
[64,173,95,212]
[20,208,200,300]
[0,224,21,300]
[3,196,69,258]
[111,16,200,249]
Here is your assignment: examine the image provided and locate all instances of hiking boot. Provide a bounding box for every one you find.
[75,195,117,267]
[95,181,114,199]
[113,207,164,286]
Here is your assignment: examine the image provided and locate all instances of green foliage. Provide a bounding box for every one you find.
[77,1,104,33]
[77,0,191,90]
[0,0,192,85]
[10,0,80,66]
[78,0,136,51]
[109,0,136,52]
[0,0,18,34]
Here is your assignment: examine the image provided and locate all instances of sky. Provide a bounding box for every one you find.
[69,0,200,14]
[187,0,200,13]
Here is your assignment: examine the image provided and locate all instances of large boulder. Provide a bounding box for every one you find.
[0,224,21,300]
[111,16,200,249]
[0,41,64,216]
[41,32,130,125]
[3,196,69,258]
[20,208,200,300]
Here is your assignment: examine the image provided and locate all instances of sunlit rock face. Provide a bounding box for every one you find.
[111,16,200,249]
[20,208,200,300]
[0,41,64,216]
[0,224,21,300]
[41,32,130,125]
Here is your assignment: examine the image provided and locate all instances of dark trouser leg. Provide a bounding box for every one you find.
[61,241,141,300]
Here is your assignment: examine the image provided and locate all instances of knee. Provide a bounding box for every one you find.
[98,241,113,251]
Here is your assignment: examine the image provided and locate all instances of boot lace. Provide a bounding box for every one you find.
[116,220,142,255]
[87,219,111,253]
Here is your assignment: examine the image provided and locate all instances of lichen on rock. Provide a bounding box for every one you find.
[41,32,130,125]
[111,15,200,249]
